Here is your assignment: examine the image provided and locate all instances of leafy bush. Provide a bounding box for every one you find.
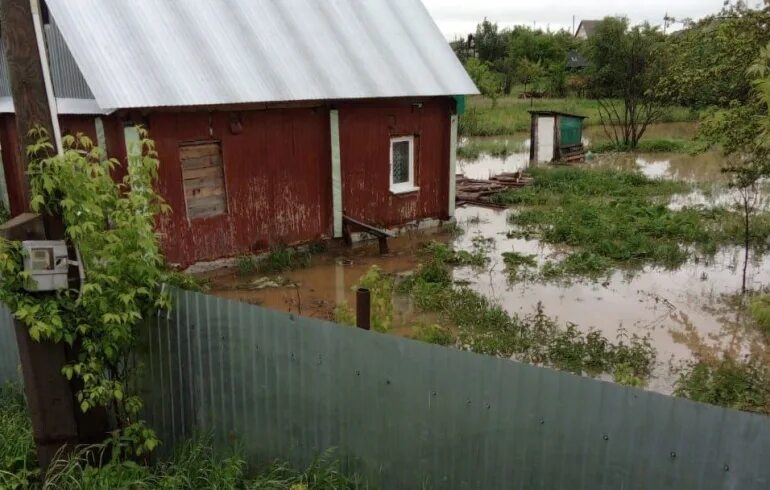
[675,357,770,415]
[413,324,456,346]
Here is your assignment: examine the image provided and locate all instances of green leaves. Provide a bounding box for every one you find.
[0,125,178,458]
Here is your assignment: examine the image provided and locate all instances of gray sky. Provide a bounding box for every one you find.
[422,0,731,39]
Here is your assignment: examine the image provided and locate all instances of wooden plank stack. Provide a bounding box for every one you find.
[455,171,532,209]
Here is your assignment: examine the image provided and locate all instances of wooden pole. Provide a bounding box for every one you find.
[0,0,97,473]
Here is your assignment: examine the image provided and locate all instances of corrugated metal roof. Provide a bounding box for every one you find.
[45,0,478,110]
[0,20,99,114]
[44,20,94,99]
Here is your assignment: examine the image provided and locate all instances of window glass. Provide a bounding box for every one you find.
[391,140,410,184]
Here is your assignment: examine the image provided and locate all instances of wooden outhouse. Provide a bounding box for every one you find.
[528,111,587,163]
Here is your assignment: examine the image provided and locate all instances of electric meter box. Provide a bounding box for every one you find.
[21,240,70,292]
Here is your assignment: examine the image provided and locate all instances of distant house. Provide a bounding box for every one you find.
[0,0,478,267]
[566,50,590,70]
[575,20,601,39]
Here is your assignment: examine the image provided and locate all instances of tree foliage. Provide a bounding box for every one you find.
[700,43,770,293]
[657,5,770,108]
[0,128,172,456]
[588,17,667,149]
[451,20,581,96]
[464,58,502,104]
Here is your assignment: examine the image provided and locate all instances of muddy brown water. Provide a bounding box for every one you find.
[205,123,769,394]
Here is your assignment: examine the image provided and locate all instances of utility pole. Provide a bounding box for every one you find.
[0,0,97,473]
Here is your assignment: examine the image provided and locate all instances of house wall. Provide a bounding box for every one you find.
[0,97,455,267]
[148,108,332,266]
[337,98,452,228]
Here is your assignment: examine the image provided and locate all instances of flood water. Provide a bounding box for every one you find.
[205,122,769,394]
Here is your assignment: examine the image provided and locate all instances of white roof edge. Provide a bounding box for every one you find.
[0,97,107,115]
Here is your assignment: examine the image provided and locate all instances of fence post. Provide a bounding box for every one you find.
[356,288,371,330]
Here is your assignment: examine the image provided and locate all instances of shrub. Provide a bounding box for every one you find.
[675,357,770,415]
[413,324,456,346]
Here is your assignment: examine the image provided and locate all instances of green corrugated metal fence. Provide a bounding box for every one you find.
[138,288,770,489]
[1,289,769,487]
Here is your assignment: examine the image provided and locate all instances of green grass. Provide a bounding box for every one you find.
[493,167,770,277]
[1,384,362,489]
[237,246,313,276]
[1,395,362,490]
[590,138,697,154]
[501,251,538,280]
[258,246,312,274]
[459,95,699,136]
[750,295,770,334]
[412,324,456,346]
[0,383,37,489]
[420,241,490,268]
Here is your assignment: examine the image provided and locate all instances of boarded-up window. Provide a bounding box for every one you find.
[179,141,227,220]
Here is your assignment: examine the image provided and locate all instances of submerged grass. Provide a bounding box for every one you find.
[459,95,698,136]
[590,138,698,154]
[399,249,656,384]
[456,139,524,160]
[494,167,770,278]
[237,246,313,276]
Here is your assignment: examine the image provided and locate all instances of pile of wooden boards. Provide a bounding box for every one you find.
[455,171,533,209]
[560,143,586,163]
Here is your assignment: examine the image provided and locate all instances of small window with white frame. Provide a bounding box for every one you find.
[389,135,417,194]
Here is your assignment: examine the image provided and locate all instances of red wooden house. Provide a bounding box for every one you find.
[0,0,477,267]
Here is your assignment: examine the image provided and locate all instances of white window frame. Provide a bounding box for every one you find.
[389,135,418,194]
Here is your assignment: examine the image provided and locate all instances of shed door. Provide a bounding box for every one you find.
[560,116,582,147]
[537,117,555,163]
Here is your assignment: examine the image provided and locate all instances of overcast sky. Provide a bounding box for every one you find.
[422,0,733,39]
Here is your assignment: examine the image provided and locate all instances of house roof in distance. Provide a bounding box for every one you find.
[575,20,601,38]
[45,0,478,111]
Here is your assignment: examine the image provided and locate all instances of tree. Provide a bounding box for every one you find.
[464,58,502,106]
[657,5,770,108]
[475,19,506,66]
[700,43,770,293]
[588,17,667,149]
[515,58,544,94]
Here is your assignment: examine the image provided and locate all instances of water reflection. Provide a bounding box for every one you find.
[452,206,769,393]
